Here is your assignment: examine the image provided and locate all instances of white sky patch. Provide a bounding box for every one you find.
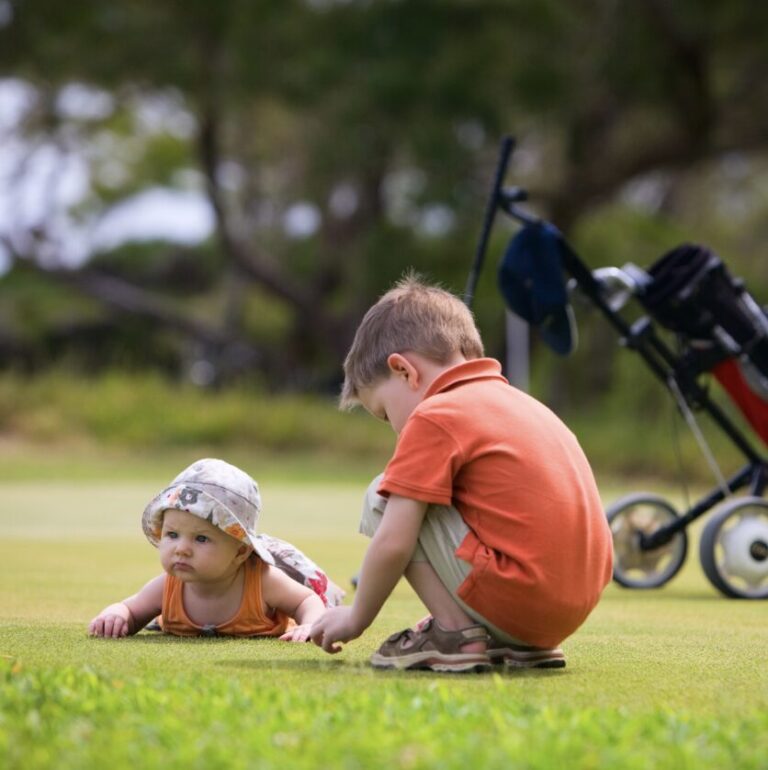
[508,138,545,178]
[383,167,427,227]
[0,1,13,29]
[620,172,670,213]
[283,201,321,238]
[89,188,215,252]
[329,183,358,219]
[56,83,115,122]
[720,152,750,181]
[131,90,197,139]
[0,79,38,133]
[383,168,455,236]
[217,161,247,193]
[454,120,485,151]
[0,80,214,272]
[32,215,92,268]
[0,140,90,232]
[417,204,455,237]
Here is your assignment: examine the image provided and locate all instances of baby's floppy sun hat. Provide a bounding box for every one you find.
[142,458,274,564]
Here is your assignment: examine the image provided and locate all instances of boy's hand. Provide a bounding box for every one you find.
[279,623,313,643]
[310,606,362,654]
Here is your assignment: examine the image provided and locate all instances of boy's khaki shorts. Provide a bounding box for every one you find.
[359,474,525,645]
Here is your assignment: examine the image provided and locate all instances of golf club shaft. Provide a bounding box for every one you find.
[464,135,516,308]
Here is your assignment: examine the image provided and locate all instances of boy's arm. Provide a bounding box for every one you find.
[311,494,426,653]
[88,575,165,638]
[262,565,326,642]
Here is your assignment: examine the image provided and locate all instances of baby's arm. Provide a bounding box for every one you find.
[261,564,326,643]
[88,575,165,638]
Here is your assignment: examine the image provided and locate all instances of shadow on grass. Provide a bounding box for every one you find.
[215,658,570,680]
[611,590,723,601]
[112,633,306,648]
[115,634,571,680]
[124,633,227,643]
[216,658,351,672]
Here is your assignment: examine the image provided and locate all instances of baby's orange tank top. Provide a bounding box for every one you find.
[160,555,291,637]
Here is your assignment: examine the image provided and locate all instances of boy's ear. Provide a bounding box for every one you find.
[234,544,252,564]
[386,353,420,388]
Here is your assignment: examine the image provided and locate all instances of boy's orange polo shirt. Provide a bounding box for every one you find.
[379,358,613,648]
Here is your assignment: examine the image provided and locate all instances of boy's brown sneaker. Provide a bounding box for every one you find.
[370,618,491,673]
[487,639,566,669]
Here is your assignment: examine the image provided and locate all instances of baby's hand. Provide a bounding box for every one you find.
[279,623,313,643]
[89,604,132,638]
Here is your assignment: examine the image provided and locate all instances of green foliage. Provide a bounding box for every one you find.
[2,0,768,413]
[1,659,766,770]
[89,242,224,295]
[3,0,768,395]
[0,272,103,342]
[1,367,764,484]
[0,371,392,457]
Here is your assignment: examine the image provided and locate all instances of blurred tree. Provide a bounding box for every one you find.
[0,0,766,392]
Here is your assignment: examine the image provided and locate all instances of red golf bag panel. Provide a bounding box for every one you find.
[712,359,768,448]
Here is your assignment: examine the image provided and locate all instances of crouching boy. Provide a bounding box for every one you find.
[310,275,613,671]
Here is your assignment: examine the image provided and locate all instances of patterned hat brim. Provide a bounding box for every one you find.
[141,483,275,565]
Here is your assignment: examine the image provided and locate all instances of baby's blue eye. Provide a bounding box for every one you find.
[165,531,178,539]
[195,535,209,543]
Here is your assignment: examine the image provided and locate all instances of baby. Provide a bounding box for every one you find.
[89,458,343,641]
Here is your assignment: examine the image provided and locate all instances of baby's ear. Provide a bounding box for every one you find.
[235,544,253,564]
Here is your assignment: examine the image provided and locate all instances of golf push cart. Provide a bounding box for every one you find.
[466,136,768,599]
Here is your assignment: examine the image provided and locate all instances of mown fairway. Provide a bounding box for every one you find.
[1,448,767,769]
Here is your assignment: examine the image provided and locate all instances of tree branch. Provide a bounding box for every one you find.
[643,0,714,144]
[196,95,314,310]
[2,236,260,356]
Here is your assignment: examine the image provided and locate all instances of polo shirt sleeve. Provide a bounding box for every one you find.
[378,411,463,505]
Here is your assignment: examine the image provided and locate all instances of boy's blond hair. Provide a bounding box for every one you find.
[341,274,484,408]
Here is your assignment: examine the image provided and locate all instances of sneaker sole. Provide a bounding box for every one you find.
[371,651,491,673]
[489,648,566,669]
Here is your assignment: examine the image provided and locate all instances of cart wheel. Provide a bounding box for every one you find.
[606,493,688,589]
[699,497,768,599]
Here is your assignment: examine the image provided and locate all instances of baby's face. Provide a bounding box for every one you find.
[158,509,248,583]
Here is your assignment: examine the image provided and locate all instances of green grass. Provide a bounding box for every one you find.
[1,449,767,769]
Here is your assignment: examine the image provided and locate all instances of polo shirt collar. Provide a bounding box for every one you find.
[424,358,508,398]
